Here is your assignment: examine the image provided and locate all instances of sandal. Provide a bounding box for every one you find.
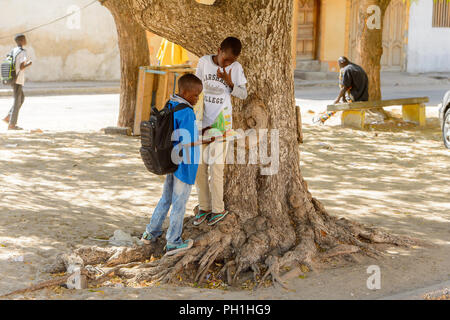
[193,208,212,226]
[207,210,229,226]
[8,125,23,130]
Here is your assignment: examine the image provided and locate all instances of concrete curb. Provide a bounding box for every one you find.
[378,280,450,300]
[0,87,120,97]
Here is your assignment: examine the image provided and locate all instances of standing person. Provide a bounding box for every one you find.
[193,37,248,226]
[2,34,32,130]
[334,56,368,104]
[141,74,202,256]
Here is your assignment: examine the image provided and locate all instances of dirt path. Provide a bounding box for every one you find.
[0,112,449,300]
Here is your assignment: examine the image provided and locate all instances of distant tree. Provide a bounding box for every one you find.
[356,0,392,101]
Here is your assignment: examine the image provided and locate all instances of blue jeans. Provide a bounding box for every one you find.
[146,174,192,246]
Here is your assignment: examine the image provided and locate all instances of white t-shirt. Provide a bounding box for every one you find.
[195,55,247,129]
[12,47,28,86]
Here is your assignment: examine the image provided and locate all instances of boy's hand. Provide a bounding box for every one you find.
[217,68,233,89]
[20,60,32,70]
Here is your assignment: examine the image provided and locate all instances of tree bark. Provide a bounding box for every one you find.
[48,0,415,288]
[100,0,150,128]
[357,0,391,101]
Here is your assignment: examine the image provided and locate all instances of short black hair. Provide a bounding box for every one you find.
[220,37,242,57]
[178,73,202,93]
[14,34,26,44]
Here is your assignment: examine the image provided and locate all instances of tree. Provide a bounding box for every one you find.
[43,0,414,288]
[100,0,150,128]
[356,0,392,101]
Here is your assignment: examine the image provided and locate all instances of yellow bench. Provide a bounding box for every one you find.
[327,97,429,129]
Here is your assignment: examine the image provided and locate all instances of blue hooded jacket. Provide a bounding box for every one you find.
[167,95,199,185]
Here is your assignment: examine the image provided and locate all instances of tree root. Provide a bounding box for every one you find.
[258,256,288,289]
[26,197,420,295]
[90,262,141,287]
[0,270,88,298]
[219,260,236,285]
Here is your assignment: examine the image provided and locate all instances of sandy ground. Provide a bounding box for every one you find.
[0,93,449,300]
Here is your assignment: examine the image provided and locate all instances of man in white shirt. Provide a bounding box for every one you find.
[3,34,32,130]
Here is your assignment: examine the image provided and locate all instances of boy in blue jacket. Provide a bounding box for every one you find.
[141,74,202,256]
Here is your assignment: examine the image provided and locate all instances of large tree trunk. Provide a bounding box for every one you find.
[100,0,150,128]
[37,0,414,289]
[129,0,327,283]
[357,0,391,101]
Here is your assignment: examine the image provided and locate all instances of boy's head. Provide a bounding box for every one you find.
[14,34,27,47]
[178,74,203,106]
[216,37,242,68]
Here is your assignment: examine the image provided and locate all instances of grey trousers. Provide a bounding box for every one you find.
[9,83,24,126]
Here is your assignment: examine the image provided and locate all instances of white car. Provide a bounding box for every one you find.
[438,90,450,149]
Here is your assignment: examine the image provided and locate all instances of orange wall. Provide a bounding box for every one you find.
[319,0,348,72]
[291,0,348,72]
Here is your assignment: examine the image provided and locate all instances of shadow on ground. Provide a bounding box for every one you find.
[0,118,449,299]
[300,118,449,245]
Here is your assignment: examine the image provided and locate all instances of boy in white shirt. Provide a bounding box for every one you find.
[193,37,247,226]
[3,34,32,130]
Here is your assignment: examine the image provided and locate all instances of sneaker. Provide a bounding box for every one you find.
[141,231,158,245]
[164,239,194,256]
[207,210,229,226]
[193,209,212,226]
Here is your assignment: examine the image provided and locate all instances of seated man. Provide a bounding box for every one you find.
[314,57,370,125]
[334,56,369,104]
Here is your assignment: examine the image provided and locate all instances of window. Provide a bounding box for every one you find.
[432,0,450,28]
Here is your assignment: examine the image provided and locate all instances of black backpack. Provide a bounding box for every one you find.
[1,48,23,86]
[140,101,191,175]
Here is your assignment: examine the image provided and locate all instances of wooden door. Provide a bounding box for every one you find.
[381,0,406,70]
[348,0,360,64]
[348,0,406,70]
[296,0,318,61]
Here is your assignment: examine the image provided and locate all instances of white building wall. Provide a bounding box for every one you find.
[407,0,450,73]
[0,0,120,82]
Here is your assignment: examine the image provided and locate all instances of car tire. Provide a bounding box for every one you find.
[444,108,450,149]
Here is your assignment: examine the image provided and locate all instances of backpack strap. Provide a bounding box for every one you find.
[173,103,192,113]
[9,47,24,73]
[9,47,23,60]
[172,103,197,148]
[14,47,24,60]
